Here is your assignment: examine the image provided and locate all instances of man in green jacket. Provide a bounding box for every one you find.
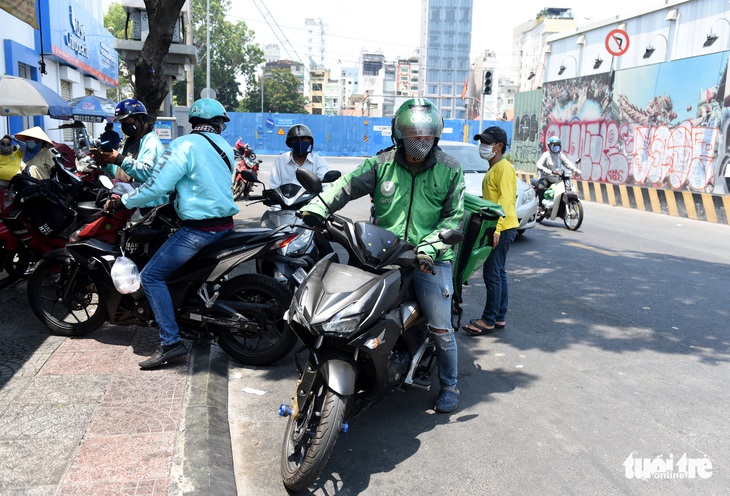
[301,98,465,413]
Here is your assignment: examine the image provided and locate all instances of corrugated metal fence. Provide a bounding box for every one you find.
[221,113,511,157]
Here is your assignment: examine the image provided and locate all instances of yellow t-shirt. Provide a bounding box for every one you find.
[0,149,23,181]
[482,157,520,233]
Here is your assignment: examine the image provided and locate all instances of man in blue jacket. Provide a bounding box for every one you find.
[106,98,238,369]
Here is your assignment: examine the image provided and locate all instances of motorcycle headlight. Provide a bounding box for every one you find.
[318,303,361,335]
[522,188,535,203]
[321,315,361,335]
[283,229,314,256]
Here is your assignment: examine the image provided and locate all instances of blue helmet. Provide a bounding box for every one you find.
[189,98,230,124]
[114,98,147,121]
[547,136,561,152]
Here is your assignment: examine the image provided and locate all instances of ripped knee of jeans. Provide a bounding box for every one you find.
[428,325,454,340]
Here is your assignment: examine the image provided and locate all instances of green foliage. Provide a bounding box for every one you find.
[103,2,132,101]
[172,0,264,110]
[238,69,308,114]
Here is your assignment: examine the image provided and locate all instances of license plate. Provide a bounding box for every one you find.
[292,268,308,284]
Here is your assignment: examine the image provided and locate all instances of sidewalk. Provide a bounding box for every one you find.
[0,280,235,495]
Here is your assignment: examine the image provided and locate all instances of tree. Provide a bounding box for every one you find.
[172,0,264,110]
[103,3,132,101]
[239,69,308,114]
[133,0,189,123]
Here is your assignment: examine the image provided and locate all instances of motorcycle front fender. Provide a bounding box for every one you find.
[299,351,357,398]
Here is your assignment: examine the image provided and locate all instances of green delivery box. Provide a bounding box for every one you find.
[452,193,504,304]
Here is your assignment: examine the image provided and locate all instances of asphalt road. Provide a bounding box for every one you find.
[228,156,730,495]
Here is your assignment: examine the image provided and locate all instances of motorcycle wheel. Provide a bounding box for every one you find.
[26,259,107,336]
[248,151,257,161]
[564,199,584,231]
[281,378,347,492]
[232,180,245,201]
[216,274,296,365]
[0,248,30,289]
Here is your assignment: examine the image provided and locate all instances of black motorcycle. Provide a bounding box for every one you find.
[26,196,299,366]
[277,169,463,491]
[244,169,341,291]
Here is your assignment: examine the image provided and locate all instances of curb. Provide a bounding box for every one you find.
[180,343,236,495]
[517,172,730,224]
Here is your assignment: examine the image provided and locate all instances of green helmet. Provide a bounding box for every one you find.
[391,98,443,146]
[189,98,230,124]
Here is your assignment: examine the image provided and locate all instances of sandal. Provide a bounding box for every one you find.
[434,389,459,413]
[462,319,495,336]
[495,321,506,329]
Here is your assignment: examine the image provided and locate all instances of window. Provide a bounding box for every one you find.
[443,85,452,95]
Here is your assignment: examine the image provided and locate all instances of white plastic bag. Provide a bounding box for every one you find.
[111,256,141,294]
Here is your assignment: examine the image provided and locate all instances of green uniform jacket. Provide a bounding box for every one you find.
[302,146,465,261]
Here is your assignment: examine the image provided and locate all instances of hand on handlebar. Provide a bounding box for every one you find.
[103,195,125,214]
[417,253,435,275]
[301,211,325,230]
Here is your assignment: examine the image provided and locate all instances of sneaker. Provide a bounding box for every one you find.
[138,342,187,369]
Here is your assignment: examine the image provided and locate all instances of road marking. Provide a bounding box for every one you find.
[565,241,618,256]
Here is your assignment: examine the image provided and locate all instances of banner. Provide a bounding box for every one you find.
[461,76,468,100]
[0,0,37,29]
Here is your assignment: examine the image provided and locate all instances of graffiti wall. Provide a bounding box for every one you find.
[514,52,730,195]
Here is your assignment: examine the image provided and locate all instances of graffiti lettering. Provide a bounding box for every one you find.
[541,119,717,191]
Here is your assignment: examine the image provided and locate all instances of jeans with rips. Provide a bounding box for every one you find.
[412,261,458,390]
[140,226,231,347]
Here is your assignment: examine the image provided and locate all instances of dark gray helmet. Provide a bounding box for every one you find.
[286,124,314,147]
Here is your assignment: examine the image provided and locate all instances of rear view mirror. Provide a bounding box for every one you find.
[99,174,114,190]
[323,170,341,183]
[295,168,323,194]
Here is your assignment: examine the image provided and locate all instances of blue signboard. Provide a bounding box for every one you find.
[265,118,274,128]
[46,0,119,86]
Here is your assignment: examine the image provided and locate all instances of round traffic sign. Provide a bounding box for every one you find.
[201,87,217,99]
[606,29,630,57]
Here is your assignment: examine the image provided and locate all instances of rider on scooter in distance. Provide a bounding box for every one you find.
[535,136,580,213]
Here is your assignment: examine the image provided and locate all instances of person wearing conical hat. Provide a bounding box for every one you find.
[14,126,56,180]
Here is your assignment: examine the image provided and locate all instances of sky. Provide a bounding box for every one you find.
[223,0,663,71]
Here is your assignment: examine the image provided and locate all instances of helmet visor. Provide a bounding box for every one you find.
[394,100,443,141]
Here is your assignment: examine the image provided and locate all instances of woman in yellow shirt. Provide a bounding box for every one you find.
[0,134,23,189]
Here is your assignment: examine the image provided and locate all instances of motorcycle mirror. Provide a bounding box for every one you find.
[99,174,114,190]
[438,229,464,246]
[323,170,341,183]
[295,168,323,194]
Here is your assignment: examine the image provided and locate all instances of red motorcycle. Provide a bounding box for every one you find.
[232,138,262,201]
[0,163,106,289]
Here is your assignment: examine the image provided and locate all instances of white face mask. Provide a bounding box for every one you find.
[479,143,495,161]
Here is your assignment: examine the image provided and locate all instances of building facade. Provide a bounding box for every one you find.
[420,0,473,119]
[1,0,118,142]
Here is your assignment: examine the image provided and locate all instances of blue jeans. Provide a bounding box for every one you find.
[412,261,458,390]
[140,226,231,347]
[481,228,517,326]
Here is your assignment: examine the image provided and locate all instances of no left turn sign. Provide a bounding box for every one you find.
[606,29,630,56]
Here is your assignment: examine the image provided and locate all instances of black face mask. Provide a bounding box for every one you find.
[121,121,139,137]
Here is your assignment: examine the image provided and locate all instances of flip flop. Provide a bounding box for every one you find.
[495,322,506,329]
[462,319,495,336]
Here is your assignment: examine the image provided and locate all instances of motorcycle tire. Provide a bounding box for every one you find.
[563,199,584,231]
[26,259,107,336]
[248,152,256,161]
[0,248,30,289]
[216,273,296,366]
[281,377,347,492]
[232,180,245,201]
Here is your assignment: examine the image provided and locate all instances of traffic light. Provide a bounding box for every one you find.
[483,70,493,95]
